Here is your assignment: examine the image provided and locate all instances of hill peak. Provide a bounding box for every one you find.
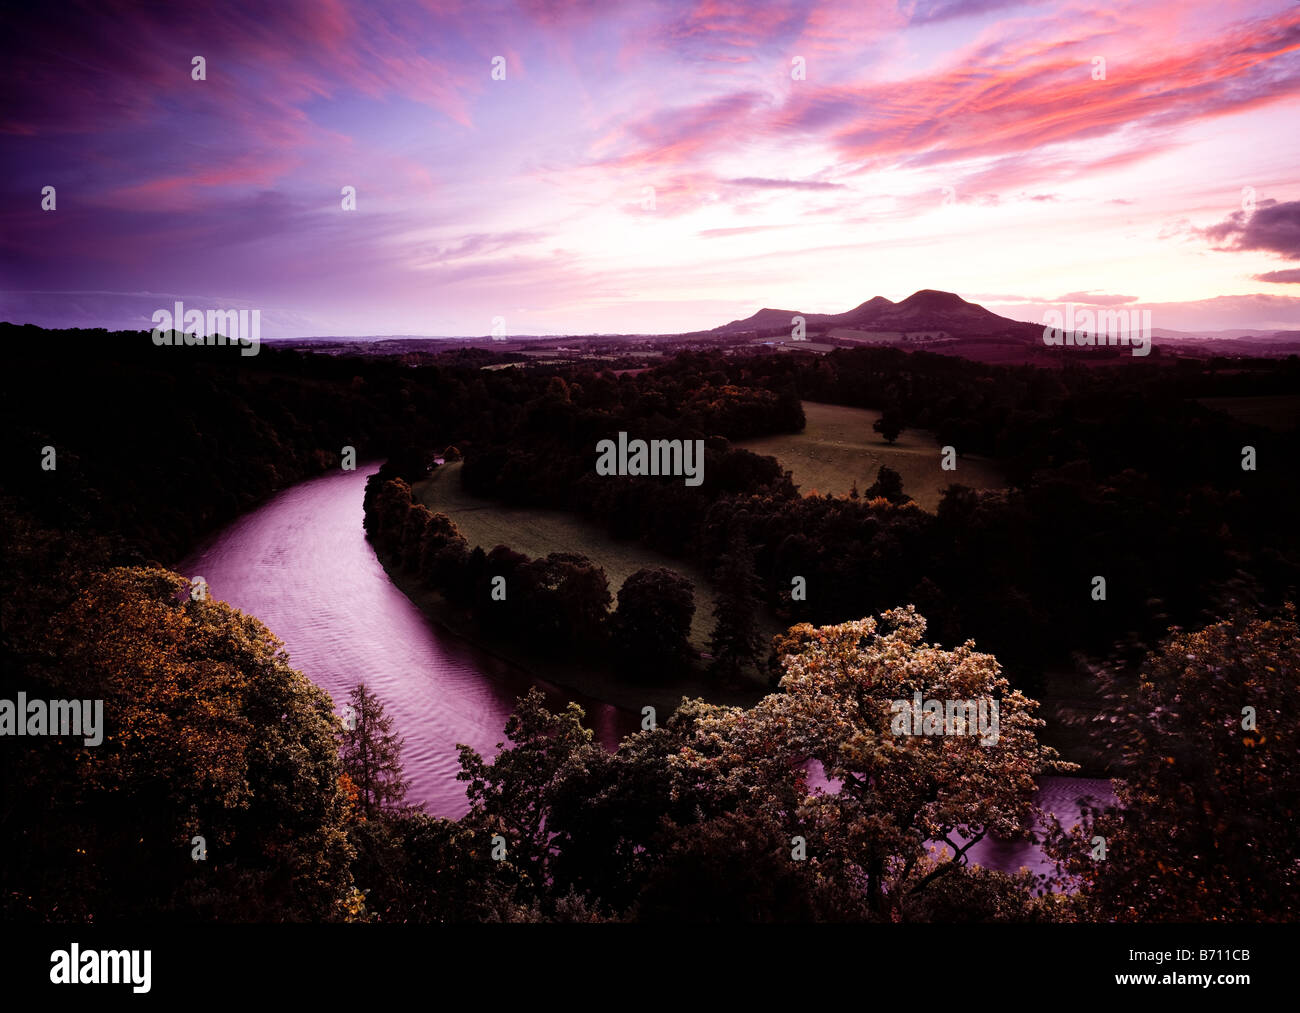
[898,289,972,308]
[844,295,895,314]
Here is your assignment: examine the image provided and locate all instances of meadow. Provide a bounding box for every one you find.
[412,462,784,661]
[736,401,1006,511]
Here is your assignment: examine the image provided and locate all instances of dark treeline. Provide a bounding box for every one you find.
[7,323,1296,692]
[0,325,800,564]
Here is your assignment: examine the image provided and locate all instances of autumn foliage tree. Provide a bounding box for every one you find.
[689,607,1072,917]
[1045,606,1300,921]
[1,565,359,921]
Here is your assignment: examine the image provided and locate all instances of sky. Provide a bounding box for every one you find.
[2,0,1299,337]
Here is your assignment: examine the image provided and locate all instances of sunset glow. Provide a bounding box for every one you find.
[3,0,1299,335]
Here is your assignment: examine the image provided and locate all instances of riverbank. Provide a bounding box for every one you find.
[372,543,771,719]
[411,462,788,655]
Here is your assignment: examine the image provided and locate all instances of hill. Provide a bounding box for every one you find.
[712,288,1039,339]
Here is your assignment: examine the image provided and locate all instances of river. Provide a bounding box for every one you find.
[178,464,636,817]
[178,464,1113,877]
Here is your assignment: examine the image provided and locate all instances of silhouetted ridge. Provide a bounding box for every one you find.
[712,289,1034,337]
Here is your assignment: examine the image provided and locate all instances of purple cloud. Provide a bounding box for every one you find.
[1205,199,1300,259]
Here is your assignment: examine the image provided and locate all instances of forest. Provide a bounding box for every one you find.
[1,322,1297,921]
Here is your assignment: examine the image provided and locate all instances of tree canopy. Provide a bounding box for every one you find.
[1047,606,1299,921]
[1,564,360,921]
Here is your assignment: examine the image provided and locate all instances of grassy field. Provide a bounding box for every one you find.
[1197,394,1300,432]
[413,463,784,659]
[736,401,1006,511]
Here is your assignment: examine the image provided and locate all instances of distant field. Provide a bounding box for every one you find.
[1198,394,1300,432]
[413,463,782,654]
[827,328,908,342]
[736,401,1006,511]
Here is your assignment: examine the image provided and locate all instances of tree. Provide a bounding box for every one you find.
[708,533,765,683]
[456,688,594,904]
[1046,607,1300,921]
[347,809,526,923]
[418,511,468,590]
[863,464,910,505]
[516,552,611,655]
[611,567,696,675]
[873,409,904,444]
[339,683,411,818]
[475,544,531,637]
[454,624,1065,922]
[682,607,1071,917]
[400,502,435,571]
[505,693,818,920]
[363,476,415,543]
[3,565,359,921]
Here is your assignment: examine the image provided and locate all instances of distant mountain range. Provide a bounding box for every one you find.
[259,289,1300,361]
[711,289,1040,338]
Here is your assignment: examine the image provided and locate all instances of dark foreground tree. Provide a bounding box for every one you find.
[346,810,530,922]
[456,688,594,906]
[339,683,411,818]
